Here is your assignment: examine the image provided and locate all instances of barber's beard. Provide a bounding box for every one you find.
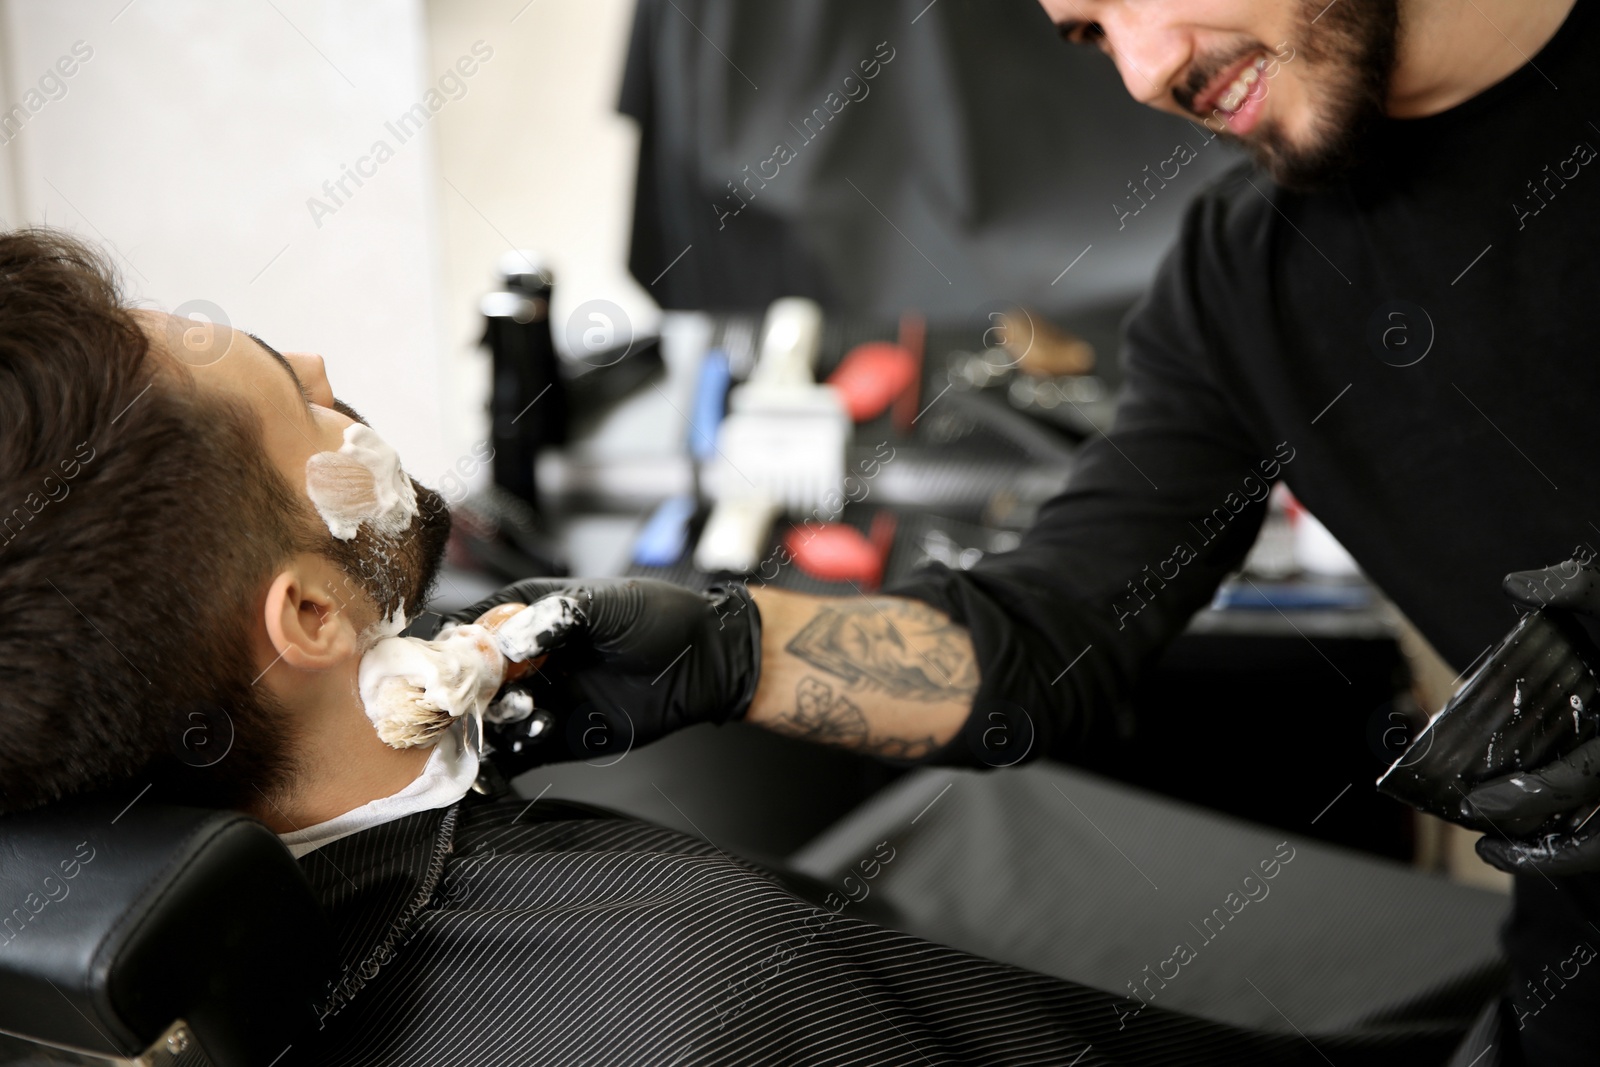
[1265,0,1399,187]
[322,479,452,629]
[1197,0,1400,189]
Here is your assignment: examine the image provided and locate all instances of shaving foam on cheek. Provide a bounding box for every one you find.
[306,423,420,541]
[366,608,410,643]
[358,625,507,749]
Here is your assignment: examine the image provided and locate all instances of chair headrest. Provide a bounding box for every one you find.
[0,794,333,1066]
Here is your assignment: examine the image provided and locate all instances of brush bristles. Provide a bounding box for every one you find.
[369,680,458,749]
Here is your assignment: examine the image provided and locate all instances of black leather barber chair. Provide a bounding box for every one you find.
[0,798,331,1067]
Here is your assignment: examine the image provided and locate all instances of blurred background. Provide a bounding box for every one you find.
[0,0,1501,890]
[0,0,1219,484]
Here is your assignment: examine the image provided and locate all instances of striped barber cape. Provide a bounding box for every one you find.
[276,791,1457,1066]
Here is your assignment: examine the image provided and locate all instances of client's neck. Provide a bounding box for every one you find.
[252,660,433,834]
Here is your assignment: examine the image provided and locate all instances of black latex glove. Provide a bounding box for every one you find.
[444,577,762,776]
[1464,560,1600,875]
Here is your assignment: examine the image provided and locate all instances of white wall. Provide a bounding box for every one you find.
[425,0,653,459]
[0,0,456,483]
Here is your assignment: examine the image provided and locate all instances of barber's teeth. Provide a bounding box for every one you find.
[1217,55,1266,113]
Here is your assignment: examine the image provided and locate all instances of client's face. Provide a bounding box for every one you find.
[136,311,450,627]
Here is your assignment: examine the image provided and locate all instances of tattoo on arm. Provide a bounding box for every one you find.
[766,677,942,760]
[784,598,979,701]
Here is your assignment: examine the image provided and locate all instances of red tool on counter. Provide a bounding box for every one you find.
[824,311,925,426]
[785,509,898,590]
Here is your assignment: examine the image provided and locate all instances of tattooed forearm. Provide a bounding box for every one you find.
[779,677,869,746]
[784,598,980,701]
[746,590,975,760]
[766,677,942,760]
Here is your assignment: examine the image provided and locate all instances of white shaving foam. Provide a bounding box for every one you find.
[491,595,585,662]
[365,607,410,643]
[358,624,507,749]
[305,423,419,541]
[487,689,536,725]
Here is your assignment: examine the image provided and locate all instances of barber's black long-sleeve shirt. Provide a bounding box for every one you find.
[893,2,1600,1063]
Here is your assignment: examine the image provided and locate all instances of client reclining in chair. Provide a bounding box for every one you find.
[0,228,1422,1067]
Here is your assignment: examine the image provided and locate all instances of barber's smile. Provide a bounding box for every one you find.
[1190,52,1272,135]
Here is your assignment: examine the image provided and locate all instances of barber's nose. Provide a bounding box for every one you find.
[1100,11,1188,109]
[285,352,336,409]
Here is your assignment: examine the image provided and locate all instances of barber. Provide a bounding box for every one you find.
[458,0,1600,1061]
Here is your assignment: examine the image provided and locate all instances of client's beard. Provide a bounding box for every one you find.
[196,481,448,808]
[153,445,453,812]
[321,478,452,629]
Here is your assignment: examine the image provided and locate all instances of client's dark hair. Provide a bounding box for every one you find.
[0,228,304,814]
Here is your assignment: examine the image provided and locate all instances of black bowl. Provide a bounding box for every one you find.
[1377,609,1600,834]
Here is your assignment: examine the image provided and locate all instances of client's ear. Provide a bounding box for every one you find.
[262,557,361,670]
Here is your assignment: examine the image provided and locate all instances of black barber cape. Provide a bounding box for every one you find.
[279,793,1454,1066]
[892,1,1600,1063]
